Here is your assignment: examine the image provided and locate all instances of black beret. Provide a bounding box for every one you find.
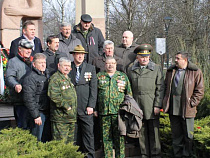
[134,44,153,56]
[81,14,92,22]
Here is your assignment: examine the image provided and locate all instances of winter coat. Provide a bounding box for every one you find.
[72,23,105,64]
[58,33,81,61]
[22,67,50,119]
[127,60,164,120]
[9,35,43,59]
[6,54,32,105]
[118,95,143,138]
[163,61,204,118]
[114,43,139,72]
[43,48,67,76]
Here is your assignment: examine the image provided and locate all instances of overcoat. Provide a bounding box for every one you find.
[127,61,164,120]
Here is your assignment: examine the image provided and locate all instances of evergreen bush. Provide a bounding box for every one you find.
[0,128,84,158]
[159,112,210,158]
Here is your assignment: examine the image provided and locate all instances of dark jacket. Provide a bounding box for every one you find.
[43,48,67,76]
[127,60,164,120]
[23,67,50,119]
[118,95,143,138]
[6,53,32,105]
[163,61,204,118]
[69,62,97,115]
[72,23,105,64]
[9,35,43,59]
[114,42,139,72]
[58,33,81,61]
[92,54,124,73]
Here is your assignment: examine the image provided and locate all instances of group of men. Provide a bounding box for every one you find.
[5,13,204,158]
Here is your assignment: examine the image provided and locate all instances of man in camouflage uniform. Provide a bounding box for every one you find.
[48,57,77,143]
[97,57,132,158]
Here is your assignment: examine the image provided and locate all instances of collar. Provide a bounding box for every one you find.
[167,61,198,71]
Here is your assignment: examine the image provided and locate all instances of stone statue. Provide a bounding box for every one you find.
[1,0,42,29]
[0,0,43,48]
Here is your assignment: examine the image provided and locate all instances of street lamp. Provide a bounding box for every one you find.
[163,16,172,68]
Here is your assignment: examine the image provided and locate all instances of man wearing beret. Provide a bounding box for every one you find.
[127,44,164,158]
[72,14,104,64]
[6,39,34,129]
[69,45,97,158]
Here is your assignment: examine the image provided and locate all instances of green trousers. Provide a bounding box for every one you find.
[51,121,76,143]
[139,119,161,158]
[101,115,125,158]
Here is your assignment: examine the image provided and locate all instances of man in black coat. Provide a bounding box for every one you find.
[72,14,104,64]
[9,20,43,59]
[69,45,97,158]
[22,53,50,142]
[43,35,67,76]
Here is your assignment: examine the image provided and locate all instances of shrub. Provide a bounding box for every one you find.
[194,116,210,158]
[160,112,210,158]
[0,128,84,158]
[196,89,210,119]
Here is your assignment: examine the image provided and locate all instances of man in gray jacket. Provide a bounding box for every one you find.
[6,39,34,129]
[58,22,81,61]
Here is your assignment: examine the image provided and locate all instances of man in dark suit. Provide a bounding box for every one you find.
[69,45,97,158]
[9,20,43,59]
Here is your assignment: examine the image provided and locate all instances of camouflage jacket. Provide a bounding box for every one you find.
[48,71,77,123]
[97,71,132,115]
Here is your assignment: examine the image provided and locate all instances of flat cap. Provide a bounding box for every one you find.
[81,14,92,22]
[70,45,88,54]
[18,39,34,49]
[134,44,153,56]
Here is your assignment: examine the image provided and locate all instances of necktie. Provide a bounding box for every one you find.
[76,66,80,83]
[174,69,181,87]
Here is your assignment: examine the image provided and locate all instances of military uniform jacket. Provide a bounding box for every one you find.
[48,71,77,123]
[69,62,97,115]
[127,61,164,120]
[97,71,132,115]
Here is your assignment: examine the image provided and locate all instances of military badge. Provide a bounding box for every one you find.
[84,72,92,81]
[117,76,126,92]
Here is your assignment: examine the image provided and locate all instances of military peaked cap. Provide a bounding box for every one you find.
[134,44,153,56]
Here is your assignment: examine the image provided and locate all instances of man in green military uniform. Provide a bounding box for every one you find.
[127,44,164,158]
[97,57,132,158]
[48,57,77,143]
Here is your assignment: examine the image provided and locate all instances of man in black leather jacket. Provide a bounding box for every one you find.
[23,53,50,142]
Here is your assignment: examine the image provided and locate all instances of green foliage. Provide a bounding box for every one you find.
[194,116,210,154]
[159,112,210,158]
[159,112,173,158]
[196,89,210,119]
[0,128,84,158]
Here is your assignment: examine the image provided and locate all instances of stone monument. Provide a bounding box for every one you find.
[0,0,43,49]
